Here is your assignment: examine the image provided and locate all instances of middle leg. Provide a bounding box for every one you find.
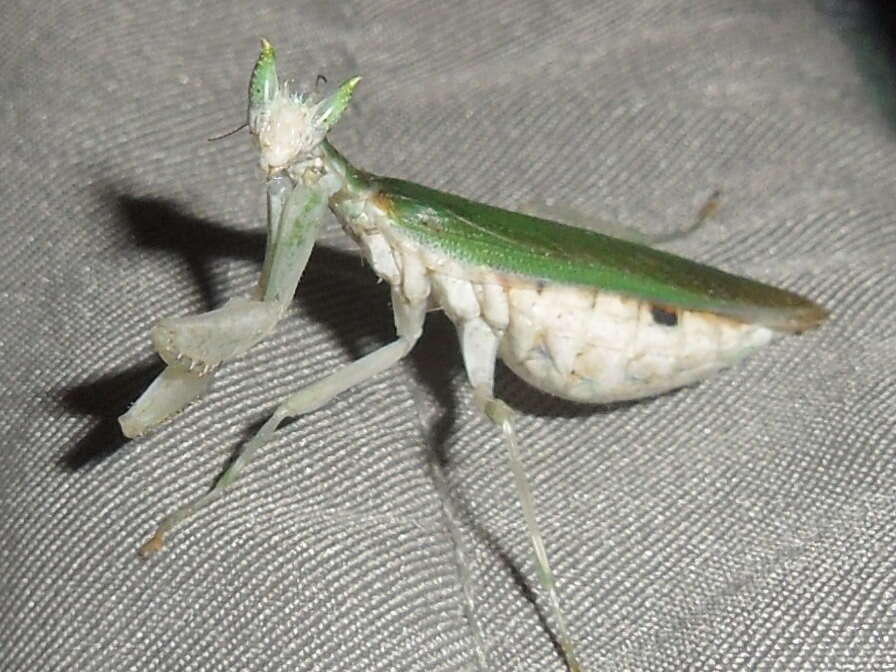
[140,289,426,556]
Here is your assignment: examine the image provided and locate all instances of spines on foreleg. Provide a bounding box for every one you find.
[151,298,283,374]
[119,180,329,439]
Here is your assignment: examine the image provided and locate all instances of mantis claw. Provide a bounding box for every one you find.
[120,298,284,438]
[152,298,282,372]
[119,366,212,438]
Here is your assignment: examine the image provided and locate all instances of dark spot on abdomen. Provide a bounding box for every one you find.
[650,304,679,327]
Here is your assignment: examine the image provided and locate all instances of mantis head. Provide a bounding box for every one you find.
[248,39,360,175]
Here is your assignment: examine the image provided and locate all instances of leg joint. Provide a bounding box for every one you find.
[472,386,512,426]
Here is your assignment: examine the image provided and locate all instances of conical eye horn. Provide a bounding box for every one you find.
[312,76,362,131]
[248,39,278,135]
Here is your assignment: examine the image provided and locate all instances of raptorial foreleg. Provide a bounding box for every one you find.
[120,177,328,438]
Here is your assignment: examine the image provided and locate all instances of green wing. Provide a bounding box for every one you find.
[375,176,827,332]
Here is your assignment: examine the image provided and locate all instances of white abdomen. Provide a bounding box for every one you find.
[339,197,779,404]
[496,284,777,403]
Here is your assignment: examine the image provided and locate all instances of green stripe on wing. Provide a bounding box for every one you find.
[375,176,827,332]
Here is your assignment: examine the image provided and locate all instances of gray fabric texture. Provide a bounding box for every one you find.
[2,1,894,670]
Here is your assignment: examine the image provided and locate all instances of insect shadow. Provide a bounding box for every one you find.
[60,190,396,468]
[57,187,651,660]
[61,188,637,468]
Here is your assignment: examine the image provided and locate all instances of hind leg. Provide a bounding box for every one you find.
[519,188,721,246]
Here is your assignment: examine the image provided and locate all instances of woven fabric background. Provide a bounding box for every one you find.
[2,1,894,670]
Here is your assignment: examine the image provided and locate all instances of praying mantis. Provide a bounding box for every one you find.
[120,41,828,672]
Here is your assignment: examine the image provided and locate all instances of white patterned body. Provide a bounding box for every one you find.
[328,185,779,404]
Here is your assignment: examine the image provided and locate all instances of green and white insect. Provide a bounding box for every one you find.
[121,41,828,672]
